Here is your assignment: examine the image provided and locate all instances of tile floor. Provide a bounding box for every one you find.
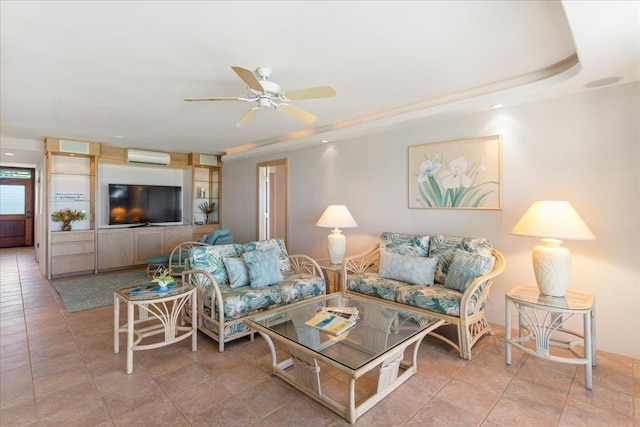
[1,247,638,426]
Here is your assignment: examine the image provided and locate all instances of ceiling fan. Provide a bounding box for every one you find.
[185,66,336,126]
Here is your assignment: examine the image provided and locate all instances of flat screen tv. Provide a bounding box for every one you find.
[108,184,182,225]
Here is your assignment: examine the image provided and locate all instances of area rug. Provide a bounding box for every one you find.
[52,268,149,313]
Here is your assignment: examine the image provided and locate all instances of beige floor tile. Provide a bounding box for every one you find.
[0,397,38,426]
[110,395,186,426]
[168,376,231,417]
[407,397,481,427]
[187,396,258,426]
[35,380,101,418]
[486,397,560,426]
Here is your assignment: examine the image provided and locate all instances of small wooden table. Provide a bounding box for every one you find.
[505,285,596,389]
[315,259,344,293]
[114,281,197,374]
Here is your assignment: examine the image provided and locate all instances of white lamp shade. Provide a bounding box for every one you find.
[316,205,358,264]
[511,200,595,297]
[510,201,595,241]
[315,205,358,228]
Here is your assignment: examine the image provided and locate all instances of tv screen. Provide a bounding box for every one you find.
[108,184,182,225]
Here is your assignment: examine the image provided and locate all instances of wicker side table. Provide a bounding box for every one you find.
[505,284,596,389]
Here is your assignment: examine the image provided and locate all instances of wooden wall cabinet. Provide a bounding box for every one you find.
[97,229,135,270]
[190,154,220,227]
[50,230,95,276]
[44,141,223,276]
[45,137,100,278]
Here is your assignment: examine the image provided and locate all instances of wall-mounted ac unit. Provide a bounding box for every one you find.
[126,149,171,166]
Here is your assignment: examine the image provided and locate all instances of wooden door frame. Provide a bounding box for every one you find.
[256,159,288,246]
[0,167,35,247]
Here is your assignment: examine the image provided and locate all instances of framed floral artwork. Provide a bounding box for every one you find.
[408,135,502,209]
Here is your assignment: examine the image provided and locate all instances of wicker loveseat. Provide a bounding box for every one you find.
[181,238,326,352]
[342,232,505,360]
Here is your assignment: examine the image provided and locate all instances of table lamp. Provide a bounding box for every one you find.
[510,200,595,297]
[315,205,358,264]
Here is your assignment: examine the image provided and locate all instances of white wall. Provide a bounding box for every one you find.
[222,82,640,359]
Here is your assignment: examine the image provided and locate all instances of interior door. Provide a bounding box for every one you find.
[0,168,34,247]
[257,159,288,244]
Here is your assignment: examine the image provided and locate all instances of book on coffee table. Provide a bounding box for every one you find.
[305,307,359,336]
[129,282,177,296]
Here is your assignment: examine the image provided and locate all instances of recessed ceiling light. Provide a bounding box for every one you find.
[4,152,14,156]
[114,135,124,139]
[584,77,622,88]
[321,139,329,143]
[491,103,505,109]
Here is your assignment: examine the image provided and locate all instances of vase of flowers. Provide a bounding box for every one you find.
[198,201,217,224]
[51,209,86,231]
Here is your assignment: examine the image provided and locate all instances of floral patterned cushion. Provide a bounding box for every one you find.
[346,272,408,301]
[222,256,249,288]
[243,249,283,289]
[380,232,430,257]
[395,283,468,317]
[379,249,437,286]
[189,244,244,285]
[429,235,492,284]
[276,271,326,305]
[444,250,495,292]
[243,238,292,272]
[203,282,282,321]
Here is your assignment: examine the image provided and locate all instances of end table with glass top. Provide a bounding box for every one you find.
[114,281,197,374]
[505,284,596,389]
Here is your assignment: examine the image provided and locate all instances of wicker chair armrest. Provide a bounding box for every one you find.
[168,241,210,275]
[460,249,506,319]
[288,254,323,278]
[181,268,224,324]
[342,243,381,279]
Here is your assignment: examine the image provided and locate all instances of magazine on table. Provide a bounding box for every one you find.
[305,306,359,336]
[129,282,177,296]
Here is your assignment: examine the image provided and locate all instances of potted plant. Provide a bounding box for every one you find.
[198,201,217,224]
[152,267,174,288]
[51,209,86,231]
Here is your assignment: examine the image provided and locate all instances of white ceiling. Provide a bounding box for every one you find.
[1,1,638,165]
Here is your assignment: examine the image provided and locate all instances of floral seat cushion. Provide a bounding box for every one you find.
[203,283,281,322]
[395,283,485,317]
[277,271,326,305]
[346,272,408,301]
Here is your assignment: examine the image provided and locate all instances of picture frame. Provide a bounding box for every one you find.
[408,135,502,210]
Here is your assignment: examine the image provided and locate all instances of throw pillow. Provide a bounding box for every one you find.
[444,250,495,292]
[223,257,250,288]
[380,232,430,257]
[243,249,284,289]
[189,244,244,286]
[429,235,493,284]
[243,238,291,272]
[379,249,437,286]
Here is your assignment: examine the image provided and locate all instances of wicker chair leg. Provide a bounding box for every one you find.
[458,322,473,360]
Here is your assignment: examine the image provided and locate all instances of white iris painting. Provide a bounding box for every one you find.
[409,135,502,209]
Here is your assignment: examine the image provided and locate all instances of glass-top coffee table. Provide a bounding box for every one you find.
[245,292,443,424]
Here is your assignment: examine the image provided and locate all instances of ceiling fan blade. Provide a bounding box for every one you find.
[237,107,261,126]
[231,66,264,92]
[184,97,242,102]
[278,104,317,124]
[281,86,336,101]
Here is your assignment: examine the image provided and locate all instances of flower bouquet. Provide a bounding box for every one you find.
[198,201,217,224]
[51,209,86,231]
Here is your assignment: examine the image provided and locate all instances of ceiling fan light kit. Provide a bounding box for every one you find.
[185,66,336,126]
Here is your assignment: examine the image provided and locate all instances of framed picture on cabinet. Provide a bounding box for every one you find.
[408,135,502,210]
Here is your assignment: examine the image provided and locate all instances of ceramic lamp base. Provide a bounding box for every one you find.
[327,228,346,264]
[532,238,571,297]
